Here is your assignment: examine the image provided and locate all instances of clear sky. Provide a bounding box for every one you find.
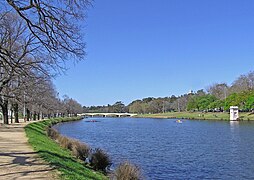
[54,0,254,106]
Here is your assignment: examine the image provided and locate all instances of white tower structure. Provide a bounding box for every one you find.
[230,106,239,121]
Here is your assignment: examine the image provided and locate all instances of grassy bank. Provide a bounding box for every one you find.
[25,117,108,180]
[137,112,254,120]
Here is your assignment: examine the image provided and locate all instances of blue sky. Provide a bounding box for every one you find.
[54,0,254,106]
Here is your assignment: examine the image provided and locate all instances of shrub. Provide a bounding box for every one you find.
[90,148,111,171]
[58,136,74,151]
[113,161,141,180]
[46,127,59,140]
[72,140,91,161]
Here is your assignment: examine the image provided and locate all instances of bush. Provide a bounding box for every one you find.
[58,136,74,151]
[90,148,111,171]
[113,161,141,180]
[46,127,59,140]
[72,140,91,161]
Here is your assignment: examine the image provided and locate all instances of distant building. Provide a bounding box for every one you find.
[230,106,239,121]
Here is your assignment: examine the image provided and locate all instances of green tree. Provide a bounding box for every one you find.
[187,95,217,111]
[129,101,143,114]
[111,101,125,113]
[244,95,254,111]
[187,96,198,111]
[208,100,224,111]
[224,92,249,111]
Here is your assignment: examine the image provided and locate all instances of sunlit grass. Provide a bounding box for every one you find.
[137,112,254,120]
[25,117,108,180]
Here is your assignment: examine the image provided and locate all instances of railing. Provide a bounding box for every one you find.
[78,113,137,117]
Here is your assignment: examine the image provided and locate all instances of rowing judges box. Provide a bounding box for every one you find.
[230,106,239,121]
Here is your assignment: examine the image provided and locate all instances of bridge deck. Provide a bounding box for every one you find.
[78,113,137,117]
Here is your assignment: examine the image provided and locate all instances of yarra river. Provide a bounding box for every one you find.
[54,117,254,179]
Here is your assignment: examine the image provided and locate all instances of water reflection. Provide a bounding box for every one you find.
[230,121,239,132]
[229,121,240,157]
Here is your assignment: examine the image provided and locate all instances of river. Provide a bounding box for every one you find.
[54,117,254,179]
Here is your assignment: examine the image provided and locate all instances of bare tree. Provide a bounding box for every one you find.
[171,95,188,112]
[0,0,91,123]
[207,83,228,100]
[230,72,254,93]
[0,12,50,123]
[5,0,91,62]
[63,95,83,116]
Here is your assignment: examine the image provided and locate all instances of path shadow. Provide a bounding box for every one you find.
[0,126,24,132]
[37,150,102,179]
[0,168,55,177]
[0,152,49,167]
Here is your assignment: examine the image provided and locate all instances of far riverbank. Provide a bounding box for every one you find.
[136,111,254,121]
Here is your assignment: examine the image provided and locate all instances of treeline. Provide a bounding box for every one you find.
[0,1,89,124]
[187,71,254,112]
[85,71,254,114]
[130,71,254,113]
[83,101,128,113]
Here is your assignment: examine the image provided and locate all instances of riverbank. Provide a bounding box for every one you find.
[136,111,254,120]
[25,117,108,180]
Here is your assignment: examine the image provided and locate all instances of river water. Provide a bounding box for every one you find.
[54,117,254,179]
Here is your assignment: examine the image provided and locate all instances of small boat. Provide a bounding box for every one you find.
[85,120,100,123]
[176,120,182,123]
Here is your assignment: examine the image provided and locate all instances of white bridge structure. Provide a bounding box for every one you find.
[78,112,137,117]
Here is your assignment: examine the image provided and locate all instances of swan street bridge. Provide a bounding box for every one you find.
[77,113,138,117]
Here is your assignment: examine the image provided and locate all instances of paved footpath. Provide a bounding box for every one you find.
[0,122,57,180]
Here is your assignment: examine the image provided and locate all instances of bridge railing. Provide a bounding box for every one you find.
[77,113,137,117]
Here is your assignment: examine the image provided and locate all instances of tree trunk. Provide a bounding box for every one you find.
[33,112,36,121]
[2,100,8,124]
[10,108,13,124]
[26,109,30,121]
[40,113,43,120]
[14,103,19,123]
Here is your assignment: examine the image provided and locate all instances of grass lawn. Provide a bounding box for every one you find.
[25,117,108,180]
[137,111,254,120]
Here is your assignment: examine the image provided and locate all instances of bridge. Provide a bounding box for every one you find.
[77,112,137,117]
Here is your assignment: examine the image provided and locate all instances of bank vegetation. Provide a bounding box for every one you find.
[25,117,142,180]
